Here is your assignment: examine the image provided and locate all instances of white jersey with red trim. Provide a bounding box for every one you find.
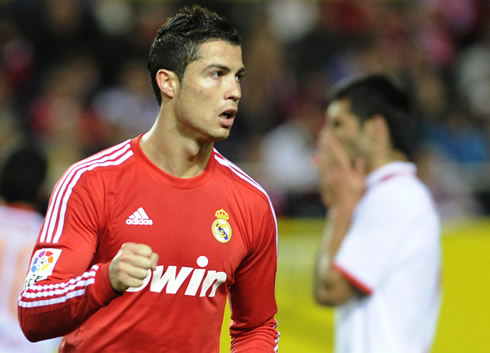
[334,162,441,353]
[18,136,279,353]
[0,204,60,353]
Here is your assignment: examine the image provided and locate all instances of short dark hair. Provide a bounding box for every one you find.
[0,144,47,205]
[328,74,416,160]
[148,5,241,106]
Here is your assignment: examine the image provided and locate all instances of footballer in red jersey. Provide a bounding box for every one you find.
[18,5,279,353]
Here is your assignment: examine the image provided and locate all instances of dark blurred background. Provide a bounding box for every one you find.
[1,0,489,220]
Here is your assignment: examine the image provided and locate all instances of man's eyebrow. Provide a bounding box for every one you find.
[205,64,229,71]
[205,64,246,75]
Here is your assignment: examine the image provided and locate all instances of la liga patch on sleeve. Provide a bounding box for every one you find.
[24,248,62,288]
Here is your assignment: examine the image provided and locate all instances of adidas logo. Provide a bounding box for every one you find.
[126,207,153,225]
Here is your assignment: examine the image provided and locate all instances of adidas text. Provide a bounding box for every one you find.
[126,207,153,225]
[126,219,153,225]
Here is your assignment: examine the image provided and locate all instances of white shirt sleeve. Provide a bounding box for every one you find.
[334,180,421,294]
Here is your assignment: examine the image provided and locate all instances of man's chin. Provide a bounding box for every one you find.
[203,131,231,144]
[215,128,232,140]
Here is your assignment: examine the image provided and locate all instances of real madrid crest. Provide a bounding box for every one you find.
[212,209,232,243]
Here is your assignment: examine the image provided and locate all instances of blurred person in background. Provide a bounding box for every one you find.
[17,5,279,353]
[313,74,441,353]
[28,55,107,188]
[0,144,60,353]
[259,93,325,216]
[0,70,23,154]
[416,143,484,220]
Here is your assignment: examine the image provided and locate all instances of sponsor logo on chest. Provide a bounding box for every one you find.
[127,256,226,297]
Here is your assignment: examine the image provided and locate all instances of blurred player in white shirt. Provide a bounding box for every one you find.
[314,74,441,353]
[0,144,60,353]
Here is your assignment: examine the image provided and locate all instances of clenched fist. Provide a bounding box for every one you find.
[109,242,159,292]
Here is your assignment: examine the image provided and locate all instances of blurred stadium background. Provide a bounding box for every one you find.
[0,0,489,352]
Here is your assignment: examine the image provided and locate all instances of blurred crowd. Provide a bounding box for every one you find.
[1,0,489,219]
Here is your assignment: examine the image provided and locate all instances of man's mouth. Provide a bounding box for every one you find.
[218,108,237,128]
[220,109,237,119]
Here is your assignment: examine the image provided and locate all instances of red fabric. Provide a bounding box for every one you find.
[333,262,373,296]
[18,136,279,352]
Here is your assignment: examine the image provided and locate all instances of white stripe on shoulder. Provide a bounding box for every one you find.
[40,140,133,243]
[213,150,278,252]
[213,150,266,194]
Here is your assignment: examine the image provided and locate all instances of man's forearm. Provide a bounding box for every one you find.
[324,206,354,256]
[314,206,355,306]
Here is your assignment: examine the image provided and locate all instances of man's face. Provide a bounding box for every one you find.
[173,40,245,143]
[323,98,366,162]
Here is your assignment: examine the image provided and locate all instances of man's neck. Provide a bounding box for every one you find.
[366,150,408,174]
[139,118,214,178]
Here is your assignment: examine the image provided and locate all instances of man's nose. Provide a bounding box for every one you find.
[226,78,241,102]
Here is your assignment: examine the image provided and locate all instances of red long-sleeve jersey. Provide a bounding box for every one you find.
[18,136,279,353]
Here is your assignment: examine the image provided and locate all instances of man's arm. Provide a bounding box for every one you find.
[229,203,279,352]
[313,130,366,306]
[19,241,158,342]
[18,172,157,341]
[314,207,359,306]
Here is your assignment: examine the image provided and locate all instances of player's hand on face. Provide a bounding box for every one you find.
[314,129,365,209]
[109,242,159,293]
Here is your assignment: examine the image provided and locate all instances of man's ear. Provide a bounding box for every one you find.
[156,69,179,99]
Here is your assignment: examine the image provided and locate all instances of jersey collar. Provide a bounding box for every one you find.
[366,161,417,189]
